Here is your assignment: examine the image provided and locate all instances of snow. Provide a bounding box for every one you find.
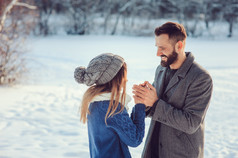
[1,35,238,158]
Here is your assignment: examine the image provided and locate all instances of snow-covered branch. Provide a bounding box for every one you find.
[15,2,37,9]
[0,0,36,32]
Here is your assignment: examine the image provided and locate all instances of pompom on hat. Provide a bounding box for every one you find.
[74,53,125,86]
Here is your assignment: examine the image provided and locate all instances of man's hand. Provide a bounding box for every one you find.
[132,81,158,107]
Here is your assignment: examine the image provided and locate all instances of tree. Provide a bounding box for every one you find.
[204,0,223,29]
[0,0,36,85]
[223,0,238,37]
[34,0,55,36]
[63,0,96,35]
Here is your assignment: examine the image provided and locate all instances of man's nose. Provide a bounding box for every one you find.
[157,49,162,56]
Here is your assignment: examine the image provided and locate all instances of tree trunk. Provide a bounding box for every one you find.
[104,11,111,34]
[228,20,233,38]
[111,14,120,35]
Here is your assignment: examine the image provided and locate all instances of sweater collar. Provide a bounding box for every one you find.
[91,93,132,111]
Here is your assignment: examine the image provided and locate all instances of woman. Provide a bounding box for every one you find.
[74,53,146,158]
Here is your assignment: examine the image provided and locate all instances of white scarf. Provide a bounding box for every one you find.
[91,93,131,111]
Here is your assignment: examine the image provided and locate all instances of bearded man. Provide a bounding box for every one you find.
[132,22,213,158]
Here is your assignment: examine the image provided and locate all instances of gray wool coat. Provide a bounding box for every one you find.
[142,52,213,158]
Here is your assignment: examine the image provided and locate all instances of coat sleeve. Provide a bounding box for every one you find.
[152,72,213,134]
[106,103,146,147]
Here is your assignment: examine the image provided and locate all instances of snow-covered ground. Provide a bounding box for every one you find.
[0,35,238,158]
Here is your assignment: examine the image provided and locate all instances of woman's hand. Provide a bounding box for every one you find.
[132,81,158,107]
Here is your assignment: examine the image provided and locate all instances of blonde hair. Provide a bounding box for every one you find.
[80,63,127,124]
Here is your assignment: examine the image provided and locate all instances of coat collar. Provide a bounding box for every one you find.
[164,52,194,93]
[176,52,194,79]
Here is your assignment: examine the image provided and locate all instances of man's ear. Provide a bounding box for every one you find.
[175,41,183,52]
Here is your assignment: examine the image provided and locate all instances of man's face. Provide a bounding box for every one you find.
[155,34,178,67]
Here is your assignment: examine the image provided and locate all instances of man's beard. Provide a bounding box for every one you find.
[161,50,178,67]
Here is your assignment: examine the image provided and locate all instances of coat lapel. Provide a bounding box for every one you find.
[164,74,180,94]
[156,67,166,98]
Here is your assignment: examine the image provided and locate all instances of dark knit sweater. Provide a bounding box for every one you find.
[87,101,146,158]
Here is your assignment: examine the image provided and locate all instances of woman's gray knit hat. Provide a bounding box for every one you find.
[74,53,125,86]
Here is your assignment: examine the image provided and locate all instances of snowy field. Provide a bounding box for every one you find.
[1,35,238,158]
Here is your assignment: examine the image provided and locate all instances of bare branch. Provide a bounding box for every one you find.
[0,0,36,32]
[15,2,37,10]
[0,0,18,32]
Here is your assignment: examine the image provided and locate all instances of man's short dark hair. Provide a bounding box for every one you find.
[154,22,187,44]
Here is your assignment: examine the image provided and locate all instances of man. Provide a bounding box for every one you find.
[132,22,213,158]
